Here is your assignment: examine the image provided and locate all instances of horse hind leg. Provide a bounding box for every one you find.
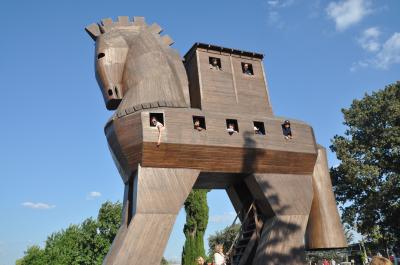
[305,145,347,249]
[103,166,200,265]
[245,173,314,265]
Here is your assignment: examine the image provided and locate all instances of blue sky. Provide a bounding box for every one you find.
[0,0,399,264]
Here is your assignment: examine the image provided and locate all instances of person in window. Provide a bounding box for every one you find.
[282,120,293,140]
[243,63,253,75]
[194,119,204,131]
[227,123,238,135]
[151,116,164,146]
[254,126,262,135]
[209,58,221,70]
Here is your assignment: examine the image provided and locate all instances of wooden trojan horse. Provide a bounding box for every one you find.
[85,16,347,265]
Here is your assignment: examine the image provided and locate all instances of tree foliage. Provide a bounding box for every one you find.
[330,82,400,246]
[16,201,122,265]
[182,190,209,265]
[207,224,240,257]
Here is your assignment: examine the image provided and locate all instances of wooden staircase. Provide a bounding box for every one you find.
[228,203,263,265]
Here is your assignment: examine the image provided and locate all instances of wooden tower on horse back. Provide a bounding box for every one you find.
[85,16,347,265]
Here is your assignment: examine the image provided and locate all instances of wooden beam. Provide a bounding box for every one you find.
[305,145,348,249]
[103,166,200,265]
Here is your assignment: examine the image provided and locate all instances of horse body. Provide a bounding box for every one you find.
[86,16,347,265]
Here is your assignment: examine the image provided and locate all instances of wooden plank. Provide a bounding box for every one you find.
[305,145,348,249]
[245,174,313,216]
[117,16,131,26]
[148,23,163,34]
[85,23,101,40]
[253,215,310,265]
[161,35,174,46]
[103,166,199,265]
[142,143,317,175]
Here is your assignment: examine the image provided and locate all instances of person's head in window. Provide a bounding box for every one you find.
[282,120,292,140]
[227,123,238,135]
[194,119,204,131]
[210,57,221,70]
[151,116,164,129]
[151,116,158,126]
[243,63,253,75]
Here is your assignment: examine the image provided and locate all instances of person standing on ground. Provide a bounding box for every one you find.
[213,244,226,265]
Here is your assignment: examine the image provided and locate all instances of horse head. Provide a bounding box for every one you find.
[85,16,190,111]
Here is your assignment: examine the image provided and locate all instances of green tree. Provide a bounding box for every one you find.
[343,224,354,244]
[330,82,400,247]
[182,190,209,265]
[16,246,45,265]
[208,224,240,257]
[16,201,122,265]
[161,257,169,265]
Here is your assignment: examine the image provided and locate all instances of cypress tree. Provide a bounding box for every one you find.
[182,190,209,265]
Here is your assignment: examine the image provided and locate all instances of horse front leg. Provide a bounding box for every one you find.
[103,166,200,265]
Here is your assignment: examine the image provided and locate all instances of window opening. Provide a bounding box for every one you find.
[253,121,266,135]
[209,57,222,70]
[226,119,239,135]
[241,62,254,75]
[150,113,164,127]
[193,116,206,131]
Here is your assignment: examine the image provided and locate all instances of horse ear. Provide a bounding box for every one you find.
[85,23,101,41]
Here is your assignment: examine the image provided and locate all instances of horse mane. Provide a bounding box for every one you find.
[85,16,174,46]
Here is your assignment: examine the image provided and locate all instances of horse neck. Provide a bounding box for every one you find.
[117,33,189,112]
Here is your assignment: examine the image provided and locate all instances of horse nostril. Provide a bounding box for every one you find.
[108,89,113,96]
[97,53,105,59]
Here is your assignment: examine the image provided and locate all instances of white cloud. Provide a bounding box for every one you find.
[350,60,369,72]
[268,11,282,26]
[209,212,236,223]
[266,0,295,28]
[267,0,294,8]
[351,32,400,71]
[375,32,400,69]
[22,202,55,210]
[87,191,102,200]
[326,0,372,31]
[358,27,381,52]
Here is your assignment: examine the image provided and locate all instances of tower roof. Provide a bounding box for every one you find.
[184,42,264,60]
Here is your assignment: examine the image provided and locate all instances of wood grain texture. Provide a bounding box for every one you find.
[86,17,189,111]
[105,108,318,182]
[142,143,316,175]
[253,215,310,265]
[103,166,199,265]
[184,47,273,116]
[245,174,313,216]
[305,145,348,249]
[246,173,313,265]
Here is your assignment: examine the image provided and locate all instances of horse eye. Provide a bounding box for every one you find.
[97,53,105,59]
